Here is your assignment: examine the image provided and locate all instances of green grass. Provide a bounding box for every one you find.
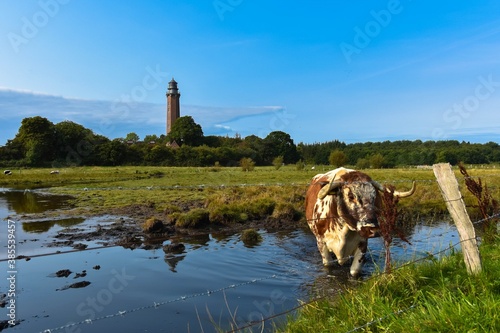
[3,165,500,330]
[279,238,500,332]
[2,165,499,222]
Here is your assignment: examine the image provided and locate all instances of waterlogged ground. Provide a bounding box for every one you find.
[0,188,460,332]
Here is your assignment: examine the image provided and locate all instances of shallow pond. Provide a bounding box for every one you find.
[0,189,460,332]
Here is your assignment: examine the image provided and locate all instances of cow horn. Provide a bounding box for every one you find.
[372,180,416,198]
[317,180,343,199]
[394,181,416,198]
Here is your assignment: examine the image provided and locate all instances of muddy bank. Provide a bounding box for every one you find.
[14,202,304,258]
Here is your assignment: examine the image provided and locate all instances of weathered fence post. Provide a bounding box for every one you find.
[433,163,482,275]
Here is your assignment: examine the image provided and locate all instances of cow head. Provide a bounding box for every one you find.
[317,171,416,238]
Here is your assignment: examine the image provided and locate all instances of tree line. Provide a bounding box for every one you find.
[0,116,499,168]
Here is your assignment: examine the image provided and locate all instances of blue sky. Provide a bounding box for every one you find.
[1,0,500,146]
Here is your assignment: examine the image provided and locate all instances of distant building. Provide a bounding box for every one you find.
[166,78,180,134]
[166,140,180,149]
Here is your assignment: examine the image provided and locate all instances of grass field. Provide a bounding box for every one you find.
[2,165,499,221]
[278,237,500,332]
[3,165,500,331]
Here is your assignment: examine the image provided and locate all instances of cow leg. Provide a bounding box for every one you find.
[350,241,367,277]
[317,240,335,266]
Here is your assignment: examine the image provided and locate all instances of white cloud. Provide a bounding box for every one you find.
[0,89,285,144]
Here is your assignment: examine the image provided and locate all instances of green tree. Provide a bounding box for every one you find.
[0,140,23,164]
[241,135,265,164]
[55,121,91,147]
[436,150,458,165]
[143,134,159,144]
[55,121,96,165]
[167,116,204,146]
[356,158,370,169]
[13,116,57,166]
[145,145,174,165]
[125,132,140,143]
[262,131,299,164]
[97,139,128,166]
[370,153,386,169]
[329,149,347,167]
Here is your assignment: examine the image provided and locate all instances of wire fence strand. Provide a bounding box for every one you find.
[224,212,500,333]
[6,173,496,333]
[36,212,500,333]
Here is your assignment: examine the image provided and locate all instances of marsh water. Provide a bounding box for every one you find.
[0,188,460,332]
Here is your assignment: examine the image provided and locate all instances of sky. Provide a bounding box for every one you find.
[1,0,500,146]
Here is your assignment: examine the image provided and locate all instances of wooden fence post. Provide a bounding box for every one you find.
[433,163,482,275]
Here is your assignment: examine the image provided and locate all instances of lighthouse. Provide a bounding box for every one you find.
[166,78,180,134]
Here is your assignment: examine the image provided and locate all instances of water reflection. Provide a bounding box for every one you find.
[0,188,73,214]
[22,217,85,233]
[0,186,466,333]
[164,254,186,272]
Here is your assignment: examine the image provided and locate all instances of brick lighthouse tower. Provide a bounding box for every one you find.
[166,78,180,134]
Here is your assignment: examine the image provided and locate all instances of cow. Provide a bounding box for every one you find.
[4,170,12,175]
[305,167,416,276]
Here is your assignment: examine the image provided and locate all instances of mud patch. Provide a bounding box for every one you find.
[55,269,72,278]
[14,201,303,256]
[57,281,91,291]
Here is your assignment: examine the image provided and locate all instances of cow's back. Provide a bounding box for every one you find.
[305,168,354,219]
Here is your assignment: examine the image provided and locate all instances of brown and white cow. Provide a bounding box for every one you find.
[305,167,416,276]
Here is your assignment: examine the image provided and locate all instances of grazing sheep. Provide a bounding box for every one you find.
[50,170,60,174]
[4,170,12,175]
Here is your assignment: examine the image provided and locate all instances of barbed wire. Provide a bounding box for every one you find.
[7,173,499,332]
[36,176,426,192]
[223,212,500,333]
[39,269,298,333]
[0,244,121,262]
[226,233,491,333]
[45,177,500,193]
[6,190,486,263]
[34,212,499,333]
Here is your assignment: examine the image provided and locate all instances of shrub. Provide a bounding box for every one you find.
[240,228,262,247]
[167,212,182,225]
[240,157,255,171]
[209,204,248,224]
[246,198,275,219]
[163,204,182,215]
[175,208,210,228]
[272,202,302,221]
[295,159,305,171]
[208,198,275,224]
[208,161,221,172]
[272,156,284,170]
[142,217,164,233]
[356,157,370,169]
